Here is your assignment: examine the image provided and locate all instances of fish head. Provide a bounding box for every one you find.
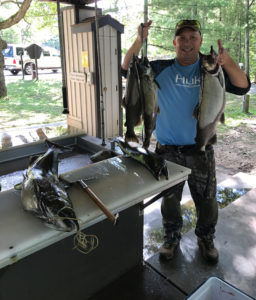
[145,151,169,180]
[22,174,78,232]
[201,46,219,74]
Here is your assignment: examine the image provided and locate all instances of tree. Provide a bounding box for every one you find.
[142,0,255,77]
[0,0,33,99]
[244,0,255,77]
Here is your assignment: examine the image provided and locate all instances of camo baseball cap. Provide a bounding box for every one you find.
[175,20,201,36]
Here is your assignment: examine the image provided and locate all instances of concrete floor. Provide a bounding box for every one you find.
[145,169,256,299]
[147,187,256,299]
[92,167,256,300]
[143,164,246,259]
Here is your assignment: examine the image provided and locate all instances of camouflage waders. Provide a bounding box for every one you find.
[155,142,218,245]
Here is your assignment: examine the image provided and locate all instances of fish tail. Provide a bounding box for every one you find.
[121,97,127,108]
[143,138,150,149]
[220,112,225,124]
[163,165,169,180]
[125,132,139,144]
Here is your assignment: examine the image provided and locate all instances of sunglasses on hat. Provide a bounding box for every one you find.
[175,20,201,36]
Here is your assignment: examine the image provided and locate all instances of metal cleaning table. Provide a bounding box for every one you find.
[0,156,190,300]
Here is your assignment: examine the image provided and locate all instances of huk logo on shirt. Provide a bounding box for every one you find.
[175,74,200,88]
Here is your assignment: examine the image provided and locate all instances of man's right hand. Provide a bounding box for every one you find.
[137,20,152,43]
[122,20,152,71]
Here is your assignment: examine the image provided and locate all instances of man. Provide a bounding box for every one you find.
[121,20,250,263]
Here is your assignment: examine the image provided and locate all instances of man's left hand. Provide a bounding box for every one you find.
[217,40,230,66]
[217,40,249,89]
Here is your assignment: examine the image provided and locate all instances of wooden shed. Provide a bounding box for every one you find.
[61,6,124,139]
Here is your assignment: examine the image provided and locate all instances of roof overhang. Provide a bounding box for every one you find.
[39,0,99,6]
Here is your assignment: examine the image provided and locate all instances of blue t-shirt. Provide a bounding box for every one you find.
[153,58,200,146]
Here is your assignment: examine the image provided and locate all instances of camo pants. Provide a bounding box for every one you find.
[155,143,218,245]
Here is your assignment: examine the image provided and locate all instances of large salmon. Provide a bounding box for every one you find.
[122,55,142,144]
[194,46,226,151]
[123,55,159,149]
[16,139,98,254]
[137,56,159,149]
[20,139,79,232]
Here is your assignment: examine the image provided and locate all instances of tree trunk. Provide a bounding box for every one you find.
[0,38,7,99]
[192,4,198,17]
[244,0,249,77]
[0,0,33,99]
[0,0,33,30]
[143,0,148,56]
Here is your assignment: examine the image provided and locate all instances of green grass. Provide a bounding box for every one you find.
[225,92,256,118]
[217,92,256,133]
[0,79,66,130]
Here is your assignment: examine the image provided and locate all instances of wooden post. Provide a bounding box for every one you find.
[242,94,250,113]
[32,63,36,80]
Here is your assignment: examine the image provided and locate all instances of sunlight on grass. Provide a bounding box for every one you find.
[0,79,65,130]
[217,92,256,134]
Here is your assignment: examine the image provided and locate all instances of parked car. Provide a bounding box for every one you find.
[2,44,25,75]
[2,44,61,75]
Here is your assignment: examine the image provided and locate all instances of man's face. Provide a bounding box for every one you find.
[173,28,202,65]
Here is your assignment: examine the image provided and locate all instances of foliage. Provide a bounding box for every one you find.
[104,0,256,78]
[0,26,19,44]
[217,91,256,135]
[0,79,65,130]
[224,91,256,118]
[0,0,33,30]
[102,0,144,54]
[43,36,60,50]
[25,1,58,34]
[147,0,251,61]
[0,0,60,45]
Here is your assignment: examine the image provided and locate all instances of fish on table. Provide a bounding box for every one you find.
[194,46,226,151]
[122,55,159,149]
[117,138,168,181]
[15,139,98,254]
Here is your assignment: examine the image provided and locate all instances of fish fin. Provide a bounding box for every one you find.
[164,165,169,180]
[137,116,143,126]
[14,182,22,190]
[193,104,200,119]
[209,134,217,145]
[125,132,139,144]
[59,178,72,189]
[143,140,150,149]
[157,107,160,114]
[220,112,225,124]
[154,79,161,89]
[217,71,225,88]
[121,97,127,108]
